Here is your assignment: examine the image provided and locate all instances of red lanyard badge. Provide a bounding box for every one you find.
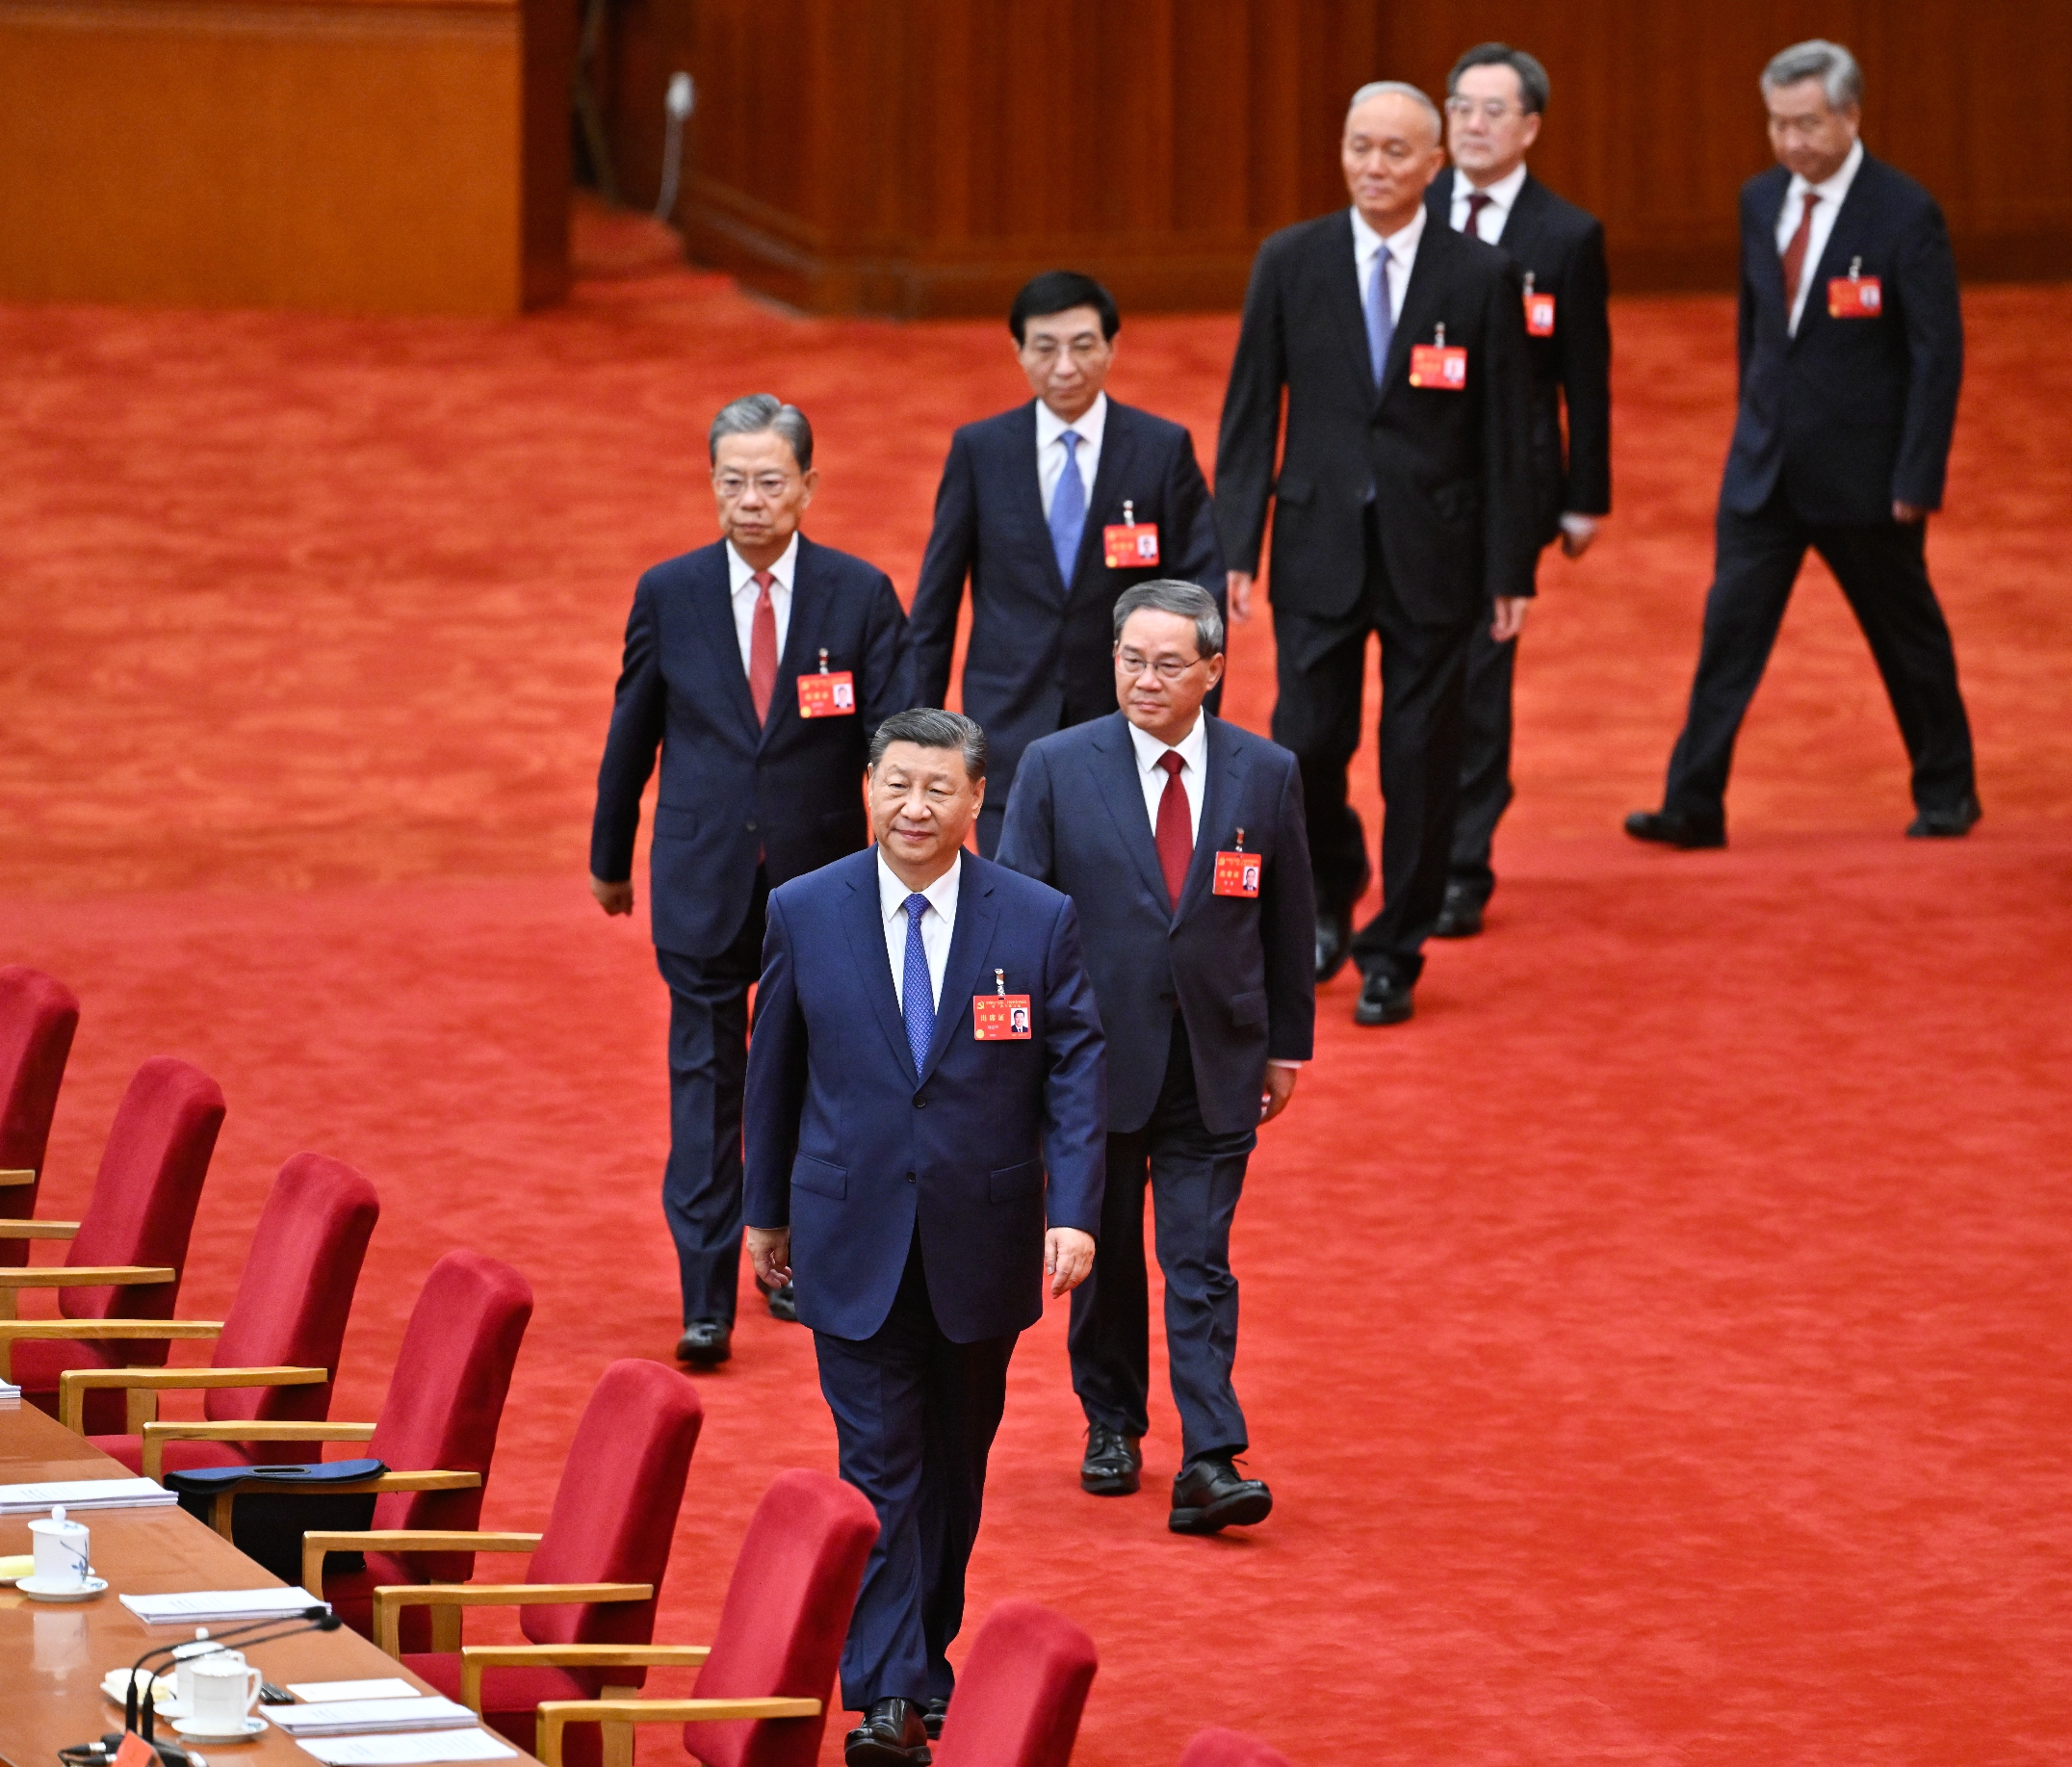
[1409,323,1468,391]
[796,648,857,717]
[971,968,1032,1040]
[1827,256,1882,319]
[1523,271,1556,337]
[1102,499,1161,568]
[1212,828,1262,898]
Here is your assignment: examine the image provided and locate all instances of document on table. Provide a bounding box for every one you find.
[121,1585,325,1624]
[270,1698,476,1736]
[295,1732,517,1764]
[285,1680,421,1704]
[0,1477,174,1513]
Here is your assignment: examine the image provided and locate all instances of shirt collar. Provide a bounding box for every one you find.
[1035,391,1107,453]
[1453,162,1528,212]
[1351,201,1428,263]
[1787,136,1864,209]
[877,847,963,923]
[1126,711,1209,779]
[726,532,799,596]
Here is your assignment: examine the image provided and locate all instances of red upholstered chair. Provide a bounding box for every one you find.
[931,1599,1099,1767]
[1177,1728,1297,1767]
[63,1153,379,1465]
[314,1359,703,1767]
[0,1055,224,1433]
[527,1468,880,1767]
[0,964,81,1267]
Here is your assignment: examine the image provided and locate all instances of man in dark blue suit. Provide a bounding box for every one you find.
[999,583,1314,1537]
[743,708,1104,1767]
[590,395,910,1369]
[910,270,1223,857]
[1629,39,1978,848]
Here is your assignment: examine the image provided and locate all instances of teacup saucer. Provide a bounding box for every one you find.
[101,1669,181,1712]
[173,1717,268,1743]
[17,1573,110,1601]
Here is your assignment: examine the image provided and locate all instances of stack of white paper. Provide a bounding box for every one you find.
[295,1733,516,1765]
[121,1586,326,1624]
[285,1681,420,1704]
[0,1477,175,1514]
[271,1698,476,1737]
[0,1378,21,1405]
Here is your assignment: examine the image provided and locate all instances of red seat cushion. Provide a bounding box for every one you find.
[406,1651,610,1767]
[933,1599,1098,1767]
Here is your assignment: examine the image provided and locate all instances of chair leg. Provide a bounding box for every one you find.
[428,1604,463,1653]
[599,1687,638,1767]
[126,1386,160,1431]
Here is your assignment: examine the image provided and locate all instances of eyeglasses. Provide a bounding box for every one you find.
[1445,97,1523,121]
[1115,649,1205,682]
[713,472,796,501]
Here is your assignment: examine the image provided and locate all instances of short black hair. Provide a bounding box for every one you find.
[868,708,987,784]
[1008,272,1120,345]
[1447,42,1551,116]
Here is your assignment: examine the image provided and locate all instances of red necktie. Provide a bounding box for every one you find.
[747,570,778,724]
[1153,751,1192,909]
[1463,192,1492,238]
[1780,190,1820,315]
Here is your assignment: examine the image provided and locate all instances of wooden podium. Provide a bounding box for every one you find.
[0,0,573,315]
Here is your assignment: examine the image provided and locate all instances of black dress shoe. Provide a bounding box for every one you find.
[674,1321,731,1366]
[1079,1422,1143,1495]
[1169,1454,1273,1535]
[1906,794,1981,838]
[765,1281,799,1323]
[1352,970,1413,1026]
[844,1697,932,1765]
[1623,808,1725,849]
[1432,884,1484,939]
[922,1700,948,1741]
[1314,905,1355,983]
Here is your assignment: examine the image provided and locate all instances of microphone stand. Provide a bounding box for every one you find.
[122,1606,333,1741]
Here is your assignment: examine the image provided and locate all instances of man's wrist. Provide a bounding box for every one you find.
[1267,1058,1306,1070]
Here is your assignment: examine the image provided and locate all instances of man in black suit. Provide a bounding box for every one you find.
[1629,39,1978,848]
[999,582,1314,1535]
[1427,43,1613,939]
[590,395,911,1368]
[1217,82,1536,1026]
[911,271,1223,857]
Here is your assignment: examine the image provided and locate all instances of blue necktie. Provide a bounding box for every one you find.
[901,894,934,1075]
[1049,429,1086,584]
[1366,250,1393,388]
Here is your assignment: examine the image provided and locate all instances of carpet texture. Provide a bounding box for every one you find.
[4,239,2070,1766]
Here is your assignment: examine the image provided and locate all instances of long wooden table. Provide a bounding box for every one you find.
[0,1399,540,1767]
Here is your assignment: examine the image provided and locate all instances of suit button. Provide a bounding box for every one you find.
[744,819,758,833]
[905,1172,917,1183]
[915,1097,928,1109]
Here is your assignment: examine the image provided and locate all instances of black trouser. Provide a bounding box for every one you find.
[1069,1014,1256,1464]
[1447,616,1519,909]
[1271,509,1479,986]
[816,1233,1016,1711]
[1663,494,1977,821]
[653,868,768,1328]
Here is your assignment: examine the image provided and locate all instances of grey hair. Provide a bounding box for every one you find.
[868,707,987,784]
[1112,580,1226,662]
[708,393,814,472]
[1761,39,1863,110]
[1447,42,1551,116]
[1346,80,1443,144]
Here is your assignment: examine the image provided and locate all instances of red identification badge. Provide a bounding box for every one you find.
[1102,500,1160,568]
[1213,851,1261,898]
[972,970,1031,1040]
[1828,274,1882,318]
[1525,292,1556,336]
[796,650,856,717]
[1409,324,1467,390]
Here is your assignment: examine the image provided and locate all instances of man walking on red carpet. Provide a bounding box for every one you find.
[589,394,911,1370]
[1628,39,1979,848]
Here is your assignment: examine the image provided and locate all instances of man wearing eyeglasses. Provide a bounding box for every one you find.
[912,271,1223,858]
[1424,43,1612,940]
[998,581,1314,1534]
[589,394,912,1369]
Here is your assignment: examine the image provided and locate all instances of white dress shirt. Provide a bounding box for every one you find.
[725,533,796,678]
[1035,392,1107,519]
[1126,713,1207,845]
[1351,202,1425,328]
[878,849,960,1013]
[1448,162,1528,244]
[1775,137,1864,336]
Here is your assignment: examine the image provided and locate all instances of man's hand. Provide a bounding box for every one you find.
[1490,597,1530,643]
[746,1226,791,1289]
[1558,513,1600,559]
[1260,1064,1299,1125]
[1045,1228,1096,1297]
[1227,570,1256,624]
[590,874,635,916]
[1893,501,1927,524]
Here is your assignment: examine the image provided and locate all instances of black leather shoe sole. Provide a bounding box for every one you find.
[844,1735,931,1767]
[1353,977,1413,1026]
[923,1701,948,1742]
[1623,809,1725,849]
[1432,901,1484,938]
[675,1327,732,1366]
[1080,1461,1141,1496]
[1906,797,1981,838]
[1169,1484,1274,1535]
[765,1283,799,1323]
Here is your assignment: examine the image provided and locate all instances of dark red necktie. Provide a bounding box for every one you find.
[1463,191,1492,238]
[1780,190,1819,314]
[1154,751,1192,909]
[747,571,778,724]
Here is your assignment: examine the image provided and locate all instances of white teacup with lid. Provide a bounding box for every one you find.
[186,1650,263,1732]
[28,1504,90,1589]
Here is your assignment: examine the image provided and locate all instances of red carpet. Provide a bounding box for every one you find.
[5,240,2072,1764]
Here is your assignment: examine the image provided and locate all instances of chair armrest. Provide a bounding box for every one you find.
[0,1312,218,1383]
[0,1263,174,1286]
[61,1363,321,1434]
[0,1169,35,1186]
[0,1220,80,1238]
[535,1699,820,1767]
[306,1529,538,1607]
[373,1581,651,1658]
[460,1646,710,1713]
[139,1416,374,1482]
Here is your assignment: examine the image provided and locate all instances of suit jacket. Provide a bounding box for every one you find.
[909,399,1222,805]
[1724,152,1962,522]
[742,848,1106,1344]
[1426,170,1612,544]
[1215,209,1538,624]
[997,713,1315,1138]
[589,535,911,959]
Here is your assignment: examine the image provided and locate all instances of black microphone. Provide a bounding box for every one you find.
[123,1606,331,1739]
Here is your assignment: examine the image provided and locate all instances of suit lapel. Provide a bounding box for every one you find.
[1089,714,1172,905]
[1326,210,1380,400]
[842,859,917,1078]
[1070,404,1136,594]
[1383,221,1452,396]
[1013,402,1070,603]
[695,548,761,740]
[1175,718,1249,919]
[920,859,1000,1083]
[1795,159,1875,352]
[763,536,830,751]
